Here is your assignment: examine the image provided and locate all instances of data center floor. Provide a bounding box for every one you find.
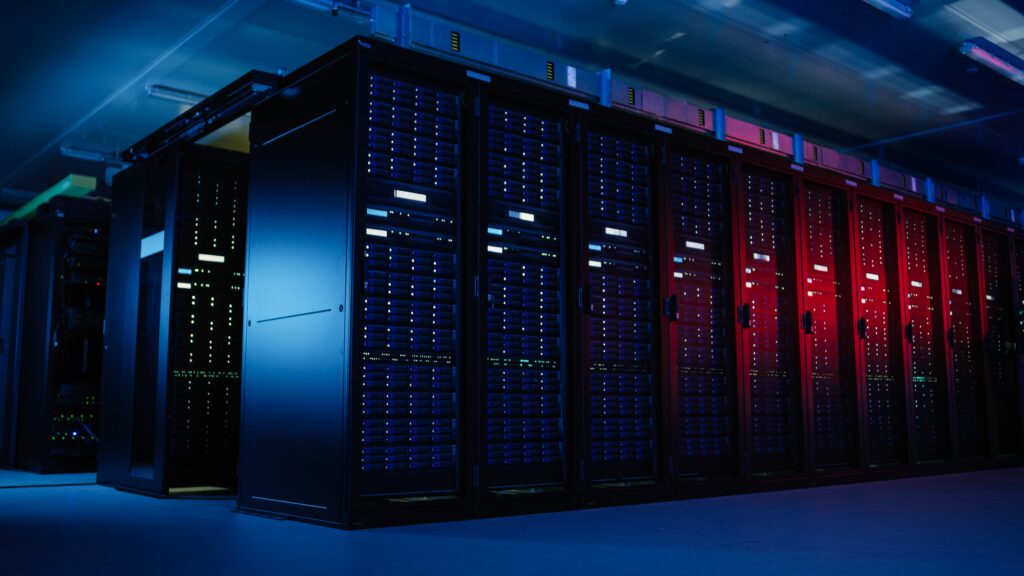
[0,467,1020,575]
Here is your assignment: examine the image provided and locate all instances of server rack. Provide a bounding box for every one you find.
[665,146,737,479]
[902,208,950,462]
[15,198,109,473]
[734,164,802,474]
[0,223,29,467]
[981,229,1020,455]
[942,219,987,458]
[798,183,857,468]
[852,196,906,464]
[99,144,246,494]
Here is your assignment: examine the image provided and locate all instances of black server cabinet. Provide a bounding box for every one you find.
[853,197,905,464]
[474,84,571,501]
[800,184,857,468]
[666,148,736,478]
[576,116,662,491]
[100,145,246,494]
[15,198,108,473]
[0,223,29,467]
[902,210,949,461]
[943,220,986,458]
[240,42,471,527]
[736,166,801,473]
[981,231,1019,454]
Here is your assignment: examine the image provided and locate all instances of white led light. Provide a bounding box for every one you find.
[177,282,192,290]
[685,241,705,251]
[509,210,535,222]
[866,272,880,281]
[952,288,963,295]
[986,294,995,301]
[813,264,829,273]
[394,189,427,202]
[198,253,225,263]
[605,226,628,238]
[588,260,602,268]
[487,245,504,254]
[673,272,683,279]
[910,280,923,288]
[366,228,388,238]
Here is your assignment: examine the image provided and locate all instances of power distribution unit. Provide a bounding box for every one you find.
[238,36,1024,528]
[99,144,246,495]
[11,198,109,473]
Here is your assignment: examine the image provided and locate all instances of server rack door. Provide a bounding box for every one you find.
[944,220,986,457]
[667,149,736,477]
[902,210,949,461]
[355,72,463,500]
[580,128,659,486]
[478,101,568,492]
[1016,238,1024,451]
[0,227,28,467]
[801,185,857,467]
[981,231,1019,454]
[854,197,906,463]
[737,166,801,473]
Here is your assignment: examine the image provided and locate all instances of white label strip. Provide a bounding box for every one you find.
[487,245,504,254]
[589,243,602,251]
[198,253,225,263]
[177,268,192,276]
[176,282,192,290]
[986,294,995,301]
[140,230,165,259]
[685,241,705,251]
[487,227,503,236]
[727,145,744,154]
[366,228,388,238]
[366,208,388,218]
[567,66,578,88]
[845,179,858,188]
[813,264,829,273]
[910,280,923,288]
[673,256,683,263]
[673,271,683,279]
[655,124,673,134]
[791,163,805,172]
[588,260,602,268]
[753,252,770,262]
[605,226,628,238]
[394,189,427,202]
[952,288,963,295]
[510,210,535,222]
[866,272,880,281]
[771,132,780,150]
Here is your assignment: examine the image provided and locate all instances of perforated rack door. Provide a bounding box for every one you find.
[669,151,735,476]
[739,167,800,472]
[802,186,856,467]
[982,231,1019,454]
[944,221,986,457]
[358,74,461,497]
[855,198,905,463]
[582,130,657,484]
[903,210,949,461]
[168,160,244,487]
[480,104,566,489]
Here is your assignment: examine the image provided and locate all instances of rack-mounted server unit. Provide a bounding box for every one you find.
[13,198,109,473]
[0,222,29,467]
[981,229,1019,455]
[99,144,246,495]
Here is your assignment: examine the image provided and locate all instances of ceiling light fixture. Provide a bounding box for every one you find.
[60,145,130,168]
[146,84,208,106]
[861,0,912,20]
[960,38,1024,86]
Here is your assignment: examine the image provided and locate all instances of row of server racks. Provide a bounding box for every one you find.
[238,37,1024,528]
[0,198,109,473]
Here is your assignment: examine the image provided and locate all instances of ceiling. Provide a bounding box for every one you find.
[2,0,1023,214]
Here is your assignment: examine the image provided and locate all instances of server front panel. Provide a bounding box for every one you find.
[945,221,986,457]
[802,185,856,467]
[669,151,734,477]
[739,168,800,472]
[903,210,949,461]
[856,198,905,463]
[582,129,658,485]
[982,231,1019,454]
[358,73,461,498]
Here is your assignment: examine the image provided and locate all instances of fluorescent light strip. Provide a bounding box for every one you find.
[394,189,427,202]
[862,0,912,20]
[140,231,165,259]
[198,253,225,263]
[509,210,535,222]
[961,40,1024,86]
